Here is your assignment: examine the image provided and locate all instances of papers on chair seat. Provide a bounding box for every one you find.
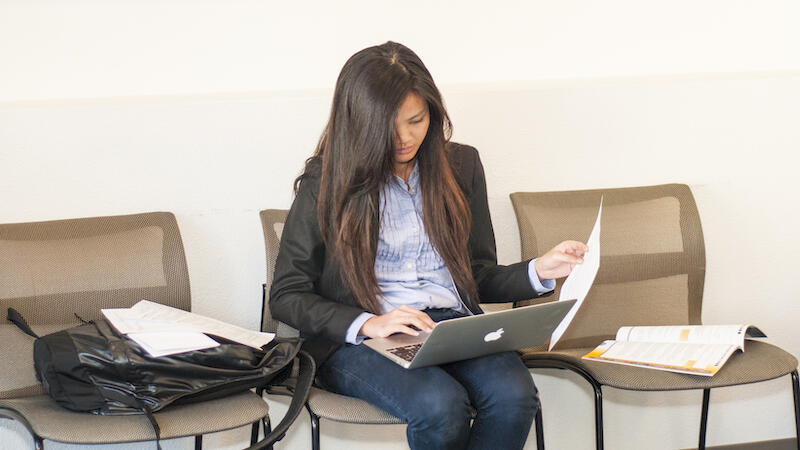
[102,300,275,357]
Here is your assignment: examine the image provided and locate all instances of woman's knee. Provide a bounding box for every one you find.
[409,382,472,426]
[481,366,539,416]
[406,382,471,433]
[507,374,539,413]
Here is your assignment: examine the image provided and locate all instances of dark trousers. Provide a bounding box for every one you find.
[317,309,539,450]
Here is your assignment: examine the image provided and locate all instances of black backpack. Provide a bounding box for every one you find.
[8,307,312,449]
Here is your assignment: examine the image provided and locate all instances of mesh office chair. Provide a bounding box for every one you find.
[259,209,545,450]
[510,184,800,450]
[0,211,311,449]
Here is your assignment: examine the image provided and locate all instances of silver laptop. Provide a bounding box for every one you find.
[364,300,576,369]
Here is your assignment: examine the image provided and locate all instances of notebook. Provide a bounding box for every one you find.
[364,300,576,369]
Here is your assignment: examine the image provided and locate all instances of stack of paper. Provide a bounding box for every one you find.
[102,300,275,357]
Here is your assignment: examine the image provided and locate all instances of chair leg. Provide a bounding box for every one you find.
[791,370,799,450]
[195,434,202,450]
[263,418,274,450]
[593,385,604,450]
[251,420,260,445]
[34,436,44,450]
[535,401,545,450]
[264,416,272,436]
[307,405,321,450]
[698,388,710,450]
[540,365,603,450]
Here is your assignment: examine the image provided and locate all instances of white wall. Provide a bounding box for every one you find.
[2,0,800,102]
[1,1,799,449]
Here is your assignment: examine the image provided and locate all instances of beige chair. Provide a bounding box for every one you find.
[260,209,545,449]
[0,211,308,449]
[510,184,799,450]
[260,209,404,450]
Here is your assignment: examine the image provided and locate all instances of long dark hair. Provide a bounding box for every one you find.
[297,41,477,314]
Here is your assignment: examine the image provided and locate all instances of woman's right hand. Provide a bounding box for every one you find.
[359,305,437,339]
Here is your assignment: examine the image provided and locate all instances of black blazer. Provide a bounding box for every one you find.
[269,143,550,365]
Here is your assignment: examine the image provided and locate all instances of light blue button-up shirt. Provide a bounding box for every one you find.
[345,164,554,344]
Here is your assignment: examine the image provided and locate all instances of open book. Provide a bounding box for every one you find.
[582,325,766,376]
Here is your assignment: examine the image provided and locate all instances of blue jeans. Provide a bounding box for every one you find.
[317,309,539,450]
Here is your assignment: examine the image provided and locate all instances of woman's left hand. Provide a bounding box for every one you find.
[533,240,589,280]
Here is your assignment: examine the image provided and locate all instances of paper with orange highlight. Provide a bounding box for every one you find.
[583,325,766,376]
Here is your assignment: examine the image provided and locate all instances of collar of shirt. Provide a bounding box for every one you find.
[389,161,420,194]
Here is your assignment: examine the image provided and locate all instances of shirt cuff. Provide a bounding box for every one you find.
[528,258,556,294]
[345,312,376,345]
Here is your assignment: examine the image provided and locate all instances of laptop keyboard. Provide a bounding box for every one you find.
[387,343,423,362]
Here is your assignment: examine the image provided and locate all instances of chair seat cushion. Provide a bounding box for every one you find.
[0,391,269,444]
[0,323,79,399]
[306,386,405,425]
[521,340,798,391]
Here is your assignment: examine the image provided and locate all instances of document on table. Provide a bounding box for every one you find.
[102,300,275,357]
[549,199,602,350]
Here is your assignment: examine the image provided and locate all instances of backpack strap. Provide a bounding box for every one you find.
[128,397,162,450]
[99,381,163,449]
[73,312,93,325]
[246,350,316,449]
[141,403,163,450]
[7,308,39,339]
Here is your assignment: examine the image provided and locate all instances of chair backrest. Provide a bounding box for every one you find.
[259,209,294,335]
[510,184,705,350]
[0,211,191,399]
[0,212,191,325]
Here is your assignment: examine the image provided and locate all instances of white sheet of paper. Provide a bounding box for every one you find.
[100,308,197,334]
[102,300,275,351]
[549,199,602,350]
[127,331,221,358]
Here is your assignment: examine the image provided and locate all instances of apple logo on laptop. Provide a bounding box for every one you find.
[484,328,504,342]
